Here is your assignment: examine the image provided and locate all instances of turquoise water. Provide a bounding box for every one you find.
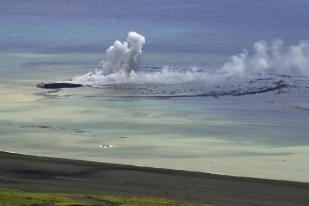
[1,0,309,182]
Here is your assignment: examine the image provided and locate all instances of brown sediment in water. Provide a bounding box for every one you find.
[0,86,39,103]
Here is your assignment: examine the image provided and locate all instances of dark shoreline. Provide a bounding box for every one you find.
[1,151,309,206]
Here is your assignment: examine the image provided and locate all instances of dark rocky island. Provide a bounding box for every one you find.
[37,82,83,89]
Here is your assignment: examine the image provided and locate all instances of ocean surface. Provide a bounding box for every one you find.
[1,0,309,182]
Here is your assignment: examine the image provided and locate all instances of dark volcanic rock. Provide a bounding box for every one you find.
[37,82,82,89]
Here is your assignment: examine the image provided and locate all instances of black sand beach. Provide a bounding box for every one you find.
[1,151,309,206]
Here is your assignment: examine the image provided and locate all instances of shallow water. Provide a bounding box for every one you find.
[1,1,309,182]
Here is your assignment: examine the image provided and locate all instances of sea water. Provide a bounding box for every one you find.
[1,0,309,182]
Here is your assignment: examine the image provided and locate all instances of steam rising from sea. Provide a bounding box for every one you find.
[70,32,309,97]
[222,40,309,77]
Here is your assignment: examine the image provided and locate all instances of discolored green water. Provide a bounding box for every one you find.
[1,0,309,182]
[1,52,309,182]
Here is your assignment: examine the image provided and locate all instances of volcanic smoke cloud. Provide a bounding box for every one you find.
[72,32,309,86]
[221,40,309,77]
[73,32,149,85]
[99,31,145,75]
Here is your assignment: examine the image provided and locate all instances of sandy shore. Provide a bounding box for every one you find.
[1,151,309,206]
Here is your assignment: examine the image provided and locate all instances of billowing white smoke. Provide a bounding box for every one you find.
[73,32,213,85]
[72,33,309,86]
[96,31,145,75]
[221,40,309,77]
[74,66,216,85]
[73,31,148,85]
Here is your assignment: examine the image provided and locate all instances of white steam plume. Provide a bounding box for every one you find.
[99,31,145,75]
[73,32,146,85]
[72,34,309,87]
[221,40,309,77]
[73,67,216,85]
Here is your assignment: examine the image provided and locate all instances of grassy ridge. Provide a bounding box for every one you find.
[0,189,210,206]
